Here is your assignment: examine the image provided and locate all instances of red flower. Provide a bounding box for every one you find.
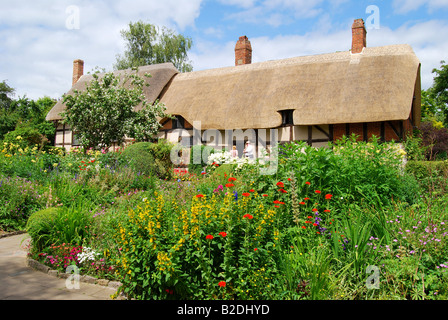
[201,172,207,175]
[273,200,281,204]
[279,189,287,193]
[225,183,235,188]
[243,214,253,219]
[165,289,174,295]
[228,177,237,182]
[196,194,204,198]
[315,190,321,194]
[307,216,313,219]
[302,226,306,229]
[206,234,214,240]
[254,248,258,251]
[313,223,318,227]
[304,197,310,201]
[219,231,227,237]
[324,209,331,213]
[242,192,250,197]
[305,182,311,185]
[249,189,255,192]
[299,202,306,205]
[274,205,280,208]
[312,208,318,212]
[262,194,268,197]
[218,281,226,287]
[288,178,292,181]
[276,182,284,188]
[325,194,333,200]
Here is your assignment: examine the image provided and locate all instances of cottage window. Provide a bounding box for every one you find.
[280,110,294,126]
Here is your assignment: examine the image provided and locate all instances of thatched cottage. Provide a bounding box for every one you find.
[46,19,421,158]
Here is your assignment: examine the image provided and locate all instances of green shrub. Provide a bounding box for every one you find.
[403,132,428,161]
[405,160,448,194]
[28,202,93,252]
[249,135,418,205]
[0,175,47,231]
[120,140,175,179]
[2,126,49,151]
[188,145,215,176]
[211,163,237,177]
[26,207,60,252]
[406,160,448,180]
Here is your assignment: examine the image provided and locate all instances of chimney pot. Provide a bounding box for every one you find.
[235,36,252,66]
[72,59,84,86]
[351,19,367,54]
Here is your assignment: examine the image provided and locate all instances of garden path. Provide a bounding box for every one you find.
[0,233,116,300]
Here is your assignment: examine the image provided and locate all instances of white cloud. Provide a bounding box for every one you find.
[1,0,446,101]
[393,0,448,14]
[191,19,447,90]
[367,20,448,88]
[218,0,257,9]
[222,0,349,27]
[0,0,203,99]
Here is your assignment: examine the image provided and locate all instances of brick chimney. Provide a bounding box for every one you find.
[235,36,252,66]
[351,19,367,54]
[72,59,84,86]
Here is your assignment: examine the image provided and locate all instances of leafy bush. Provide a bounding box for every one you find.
[27,202,93,253]
[26,207,60,252]
[406,160,448,195]
[406,161,448,180]
[2,126,49,151]
[0,175,47,231]
[419,122,448,160]
[120,140,174,179]
[403,132,428,161]
[188,145,215,176]
[244,135,418,206]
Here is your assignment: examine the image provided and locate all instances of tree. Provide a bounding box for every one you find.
[114,21,193,73]
[430,60,448,127]
[61,69,168,151]
[0,80,56,142]
[421,88,445,128]
[0,80,15,111]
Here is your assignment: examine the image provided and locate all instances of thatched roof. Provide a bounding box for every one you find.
[47,44,421,130]
[46,63,178,121]
[160,44,421,130]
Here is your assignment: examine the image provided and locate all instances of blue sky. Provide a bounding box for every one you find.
[1,0,447,100]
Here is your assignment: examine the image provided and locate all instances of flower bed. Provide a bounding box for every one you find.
[1,137,448,300]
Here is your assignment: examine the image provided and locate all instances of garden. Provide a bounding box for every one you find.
[1,129,448,300]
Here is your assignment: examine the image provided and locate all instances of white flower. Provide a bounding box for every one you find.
[78,247,99,264]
